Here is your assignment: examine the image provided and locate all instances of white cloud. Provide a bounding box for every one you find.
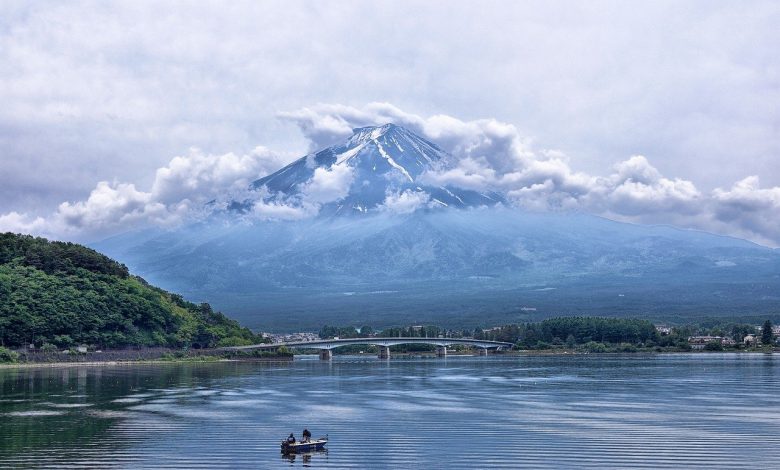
[151,146,286,205]
[420,157,497,191]
[3,100,780,247]
[585,156,702,216]
[0,211,47,235]
[56,181,166,231]
[299,164,355,205]
[0,146,291,240]
[250,200,316,221]
[710,176,780,246]
[280,102,780,247]
[278,103,424,151]
[380,190,431,215]
[611,155,663,186]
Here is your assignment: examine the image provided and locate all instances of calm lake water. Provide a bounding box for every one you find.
[1,354,780,469]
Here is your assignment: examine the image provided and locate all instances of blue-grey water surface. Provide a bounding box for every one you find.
[2,354,780,469]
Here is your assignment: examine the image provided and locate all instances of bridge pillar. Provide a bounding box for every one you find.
[378,346,390,359]
[319,349,332,360]
[479,348,488,356]
[436,346,447,357]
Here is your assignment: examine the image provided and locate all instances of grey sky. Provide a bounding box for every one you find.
[0,1,778,242]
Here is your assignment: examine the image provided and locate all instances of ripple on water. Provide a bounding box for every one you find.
[1,355,780,469]
[5,410,66,417]
[45,403,93,408]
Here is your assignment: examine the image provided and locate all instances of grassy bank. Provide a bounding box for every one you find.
[0,346,293,367]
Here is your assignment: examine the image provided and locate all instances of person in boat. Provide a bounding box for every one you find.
[302,428,311,442]
[287,433,296,444]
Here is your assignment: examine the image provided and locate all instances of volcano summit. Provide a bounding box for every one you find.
[237,123,503,215]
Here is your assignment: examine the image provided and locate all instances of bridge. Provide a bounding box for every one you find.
[226,337,514,360]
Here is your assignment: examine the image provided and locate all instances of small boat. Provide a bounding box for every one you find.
[280,436,328,454]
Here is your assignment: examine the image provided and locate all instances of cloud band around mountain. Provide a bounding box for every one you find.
[1,102,779,247]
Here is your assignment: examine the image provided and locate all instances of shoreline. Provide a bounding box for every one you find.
[2,349,775,369]
[0,357,293,370]
[325,348,777,358]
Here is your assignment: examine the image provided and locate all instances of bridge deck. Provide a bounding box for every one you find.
[226,337,514,351]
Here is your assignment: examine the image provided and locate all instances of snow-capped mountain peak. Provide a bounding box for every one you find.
[347,123,401,145]
[248,124,502,213]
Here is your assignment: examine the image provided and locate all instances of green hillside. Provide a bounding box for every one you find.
[0,233,263,349]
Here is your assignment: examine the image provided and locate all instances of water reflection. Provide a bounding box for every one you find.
[282,449,329,466]
[1,355,780,468]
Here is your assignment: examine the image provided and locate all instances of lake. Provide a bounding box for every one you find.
[2,354,779,469]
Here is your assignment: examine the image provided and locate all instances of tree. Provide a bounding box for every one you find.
[0,346,19,363]
[762,320,773,345]
[704,341,723,351]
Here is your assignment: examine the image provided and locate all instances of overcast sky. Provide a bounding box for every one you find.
[1,1,778,244]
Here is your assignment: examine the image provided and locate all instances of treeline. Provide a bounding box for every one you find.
[319,324,458,339]
[0,233,129,278]
[319,325,375,338]
[0,233,264,350]
[319,317,680,351]
[477,317,658,348]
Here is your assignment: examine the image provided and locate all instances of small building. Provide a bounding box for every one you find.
[688,336,727,350]
[743,334,761,346]
[656,325,672,335]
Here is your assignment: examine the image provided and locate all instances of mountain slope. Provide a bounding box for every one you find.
[0,233,262,349]
[95,209,780,330]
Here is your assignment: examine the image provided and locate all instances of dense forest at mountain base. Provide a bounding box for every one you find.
[0,233,265,351]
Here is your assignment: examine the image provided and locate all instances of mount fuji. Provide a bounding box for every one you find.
[94,125,780,331]
[233,123,503,215]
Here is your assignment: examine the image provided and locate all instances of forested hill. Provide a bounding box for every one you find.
[0,233,264,349]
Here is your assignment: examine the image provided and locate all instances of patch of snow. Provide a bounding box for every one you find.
[336,142,367,164]
[374,139,413,182]
[391,136,404,152]
[442,187,465,205]
[403,134,434,164]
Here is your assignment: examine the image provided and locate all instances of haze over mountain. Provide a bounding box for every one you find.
[95,125,780,331]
